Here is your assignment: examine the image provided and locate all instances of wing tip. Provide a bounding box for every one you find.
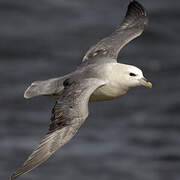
[10,167,27,180]
[10,173,18,180]
[128,0,148,17]
[125,0,148,28]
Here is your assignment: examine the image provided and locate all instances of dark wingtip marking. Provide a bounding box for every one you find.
[128,0,147,17]
[122,0,148,29]
[10,173,17,180]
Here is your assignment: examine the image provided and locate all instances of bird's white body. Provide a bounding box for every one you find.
[90,63,128,101]
[90,63,144,101]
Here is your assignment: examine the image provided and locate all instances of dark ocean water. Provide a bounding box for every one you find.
[1,0,180,180]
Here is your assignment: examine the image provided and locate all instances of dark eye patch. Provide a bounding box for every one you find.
[129,73,136,76]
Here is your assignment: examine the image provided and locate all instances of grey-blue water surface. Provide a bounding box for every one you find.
[1,0,180,180]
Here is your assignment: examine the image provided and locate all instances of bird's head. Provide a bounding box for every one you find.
[116,63,152,89]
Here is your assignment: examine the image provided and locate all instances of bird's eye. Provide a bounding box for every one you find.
[129,73,136,77]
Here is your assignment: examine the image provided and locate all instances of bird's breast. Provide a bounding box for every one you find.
[90,81,127,102]
[88,63,129,102]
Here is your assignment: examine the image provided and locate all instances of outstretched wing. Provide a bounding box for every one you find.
[82,0,148,63]
[10,78,105,180]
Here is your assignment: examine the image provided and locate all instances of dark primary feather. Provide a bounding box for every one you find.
[82,0,148,63]
[10,78,105,180]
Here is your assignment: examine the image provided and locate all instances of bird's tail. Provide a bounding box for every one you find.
[24,75,69,99]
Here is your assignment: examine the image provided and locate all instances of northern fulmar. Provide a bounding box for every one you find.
[11,1,151,179]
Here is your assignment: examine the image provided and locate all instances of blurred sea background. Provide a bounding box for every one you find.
[0,0,180,180]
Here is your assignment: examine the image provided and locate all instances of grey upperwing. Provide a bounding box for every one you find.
[11,78,106,180]
[81,0,148,65]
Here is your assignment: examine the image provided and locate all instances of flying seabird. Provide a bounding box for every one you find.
[10,1,151,179]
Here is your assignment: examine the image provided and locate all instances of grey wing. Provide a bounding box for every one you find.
[10,78,105,180]
[82,1,148,64]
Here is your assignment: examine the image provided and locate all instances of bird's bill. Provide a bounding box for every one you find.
[139,77,152,88]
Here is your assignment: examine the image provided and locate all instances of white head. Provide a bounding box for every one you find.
[115,63,152,90]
